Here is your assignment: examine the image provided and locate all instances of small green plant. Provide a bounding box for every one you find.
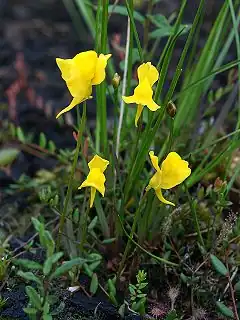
[0,295,8,310]
[81,253,102,295]
[210,254,239,319]
[129,270,148,315]
[107,276,118,306]
[0,240,10,282]
[15,218,86,320]
[39,186,59,208]
[165,310,179,320]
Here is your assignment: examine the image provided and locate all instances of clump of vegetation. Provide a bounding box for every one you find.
[0,0,240,319]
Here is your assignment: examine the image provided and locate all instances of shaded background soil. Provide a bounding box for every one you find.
[0,0,228,127]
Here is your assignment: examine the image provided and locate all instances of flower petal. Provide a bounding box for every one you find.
[133,79,160,109]
[160,152,191,189]
[149,151,160,172]
[73,51,98,81]
[66,79,92,99]
[56,96,82,119]
[135,104,144,127]
[56,58,73,81]
[148,171,162,190]
[122,80,152,106]
[122,95,137,104]
[155,188,175,206]
[90,187,96,208]
[133,79,152,105]
[88,154,109,172]
[147,98,161,112]
[78,168,106,196]
[137,62,159,86]
[92,54,111,85]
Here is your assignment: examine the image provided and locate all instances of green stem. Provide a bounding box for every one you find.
[138,191,154,244]
[117,192,147,279]
[57,102,87,250]
[96,0,109,153]
[79,199,91,254]
[95,0,102,52]
[183,128,240,159]
[143,0,153,55]
[125,0,144,62]
[123,0,133,128]
[116,211,178,268]
[185,183,205,249]
[113,86,119,149]
[166,117,174,155]
[127,116,142,172]
[123,26,187,202]
[101,0,109,153]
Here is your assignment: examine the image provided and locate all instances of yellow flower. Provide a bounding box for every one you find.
[122,62,160,127]
[146,151,191,206]
[56,51,111,118]
[78,155,109,208]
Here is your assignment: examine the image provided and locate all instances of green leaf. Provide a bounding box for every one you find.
[131,298,146,313]
[43,301,50,314]
[23,307,38,315]
[109,292,118,306]
[138,282,148,290]
[14,259,42,270]
[235,280,240,292]
[148,14,171,28]
[129,286,136,296]
[102,238,116,244]
[215,87,224,100]
[83,263,93,277]
[210,254,228,276]
[180,273,189,283]
[108,279,116,296]
[16,126,25,142]
[39,132,47,149]
[88,260,101,272]
[88,253,102,261]
[50,258,86,280]
[165,310,178,320]
[216,301,234,318]
[90,273,98,295]
[0,148,20,166]
[31,217,41,232]
[149,14,173,39]
[108,5,145,23]
[17,271,42,286]
[43,230,55,257]
[94,195,110,239]
[43,252,64,276]
[25,286,42,310]
[48,140,56,153]
[149,14,190,39]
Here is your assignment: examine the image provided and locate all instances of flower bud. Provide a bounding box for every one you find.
[167,101,177,118]
[39,186,52,203]
[112,73,121,89]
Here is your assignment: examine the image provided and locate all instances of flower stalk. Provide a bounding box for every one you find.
[79,200,91,254]
[117,192,147,280]
[57,102,87,250]
[185,184,205,249]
